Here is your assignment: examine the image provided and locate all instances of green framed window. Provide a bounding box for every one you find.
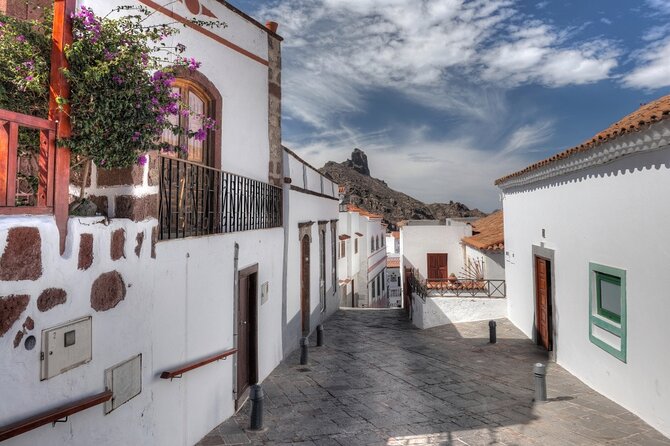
[589,263,626,362]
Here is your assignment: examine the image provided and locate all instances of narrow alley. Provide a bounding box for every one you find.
[199,310,669,446]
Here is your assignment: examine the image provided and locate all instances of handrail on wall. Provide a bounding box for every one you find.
[0,390,113,442]
[160,348,237,380]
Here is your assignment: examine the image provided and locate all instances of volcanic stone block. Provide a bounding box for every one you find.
[135,232,144,258]
[115,195,158,222]
[37,288,67,312]
[78,234,94,270]
[13,331,24,348]
[0,294,30,337]
[90,271,126,312]
[0,228,42,281]
[111,229,126,260]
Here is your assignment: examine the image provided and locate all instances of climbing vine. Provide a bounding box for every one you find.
[0,5,222,169]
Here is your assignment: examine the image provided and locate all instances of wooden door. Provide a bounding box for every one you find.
[301,235,311,335]
[427,253,448,279]
[237,266,258,408]
[534,256,552,350]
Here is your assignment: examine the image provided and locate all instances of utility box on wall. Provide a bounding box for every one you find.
[40,317,92,380]
[104,354,142,414]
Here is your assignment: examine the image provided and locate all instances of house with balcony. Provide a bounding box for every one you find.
[337,204,387,308]
[496,94,670,438]
[401,218,507,329]
[0,1,334,445]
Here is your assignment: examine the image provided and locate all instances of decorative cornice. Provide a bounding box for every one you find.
[498,120,670,190]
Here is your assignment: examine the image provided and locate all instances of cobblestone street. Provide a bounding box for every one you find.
[198,309,670,446]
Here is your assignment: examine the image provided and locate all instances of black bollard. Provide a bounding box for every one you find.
[489,320,497,344]
[300,336,309,365]
[534,363,547,402]
[249,384,264,431]
[317,325,324,347]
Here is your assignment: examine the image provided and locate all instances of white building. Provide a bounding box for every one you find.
[0,2,335,445]
[400,219,473,282]
[497,95,670,438]
[386,231,402,307]
[337,205,387,308]
[282,147,339,356]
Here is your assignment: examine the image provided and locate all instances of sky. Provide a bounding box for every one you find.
[233,0,670,212]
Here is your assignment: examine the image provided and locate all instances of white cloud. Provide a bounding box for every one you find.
[285,124,543,211]
[646,0,670,15]
[261,0,619,127]
[623,36,670,89]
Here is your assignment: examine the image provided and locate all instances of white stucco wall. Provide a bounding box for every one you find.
[282,149,339,355]
[411,294,507,330]
[0,216,284,446]
[83,0,272,183]
[400,220,472,279]
[500,120,670,437]
[464,245,505,281]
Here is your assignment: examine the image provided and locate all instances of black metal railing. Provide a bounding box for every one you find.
[407,269,505,299]
[159,156,282,240]
[424,278,506,298]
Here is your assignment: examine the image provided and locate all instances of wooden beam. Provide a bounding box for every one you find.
[48,0,75,254]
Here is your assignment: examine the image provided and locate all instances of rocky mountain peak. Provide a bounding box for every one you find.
[343,148,370,176]
[320,149,486,229]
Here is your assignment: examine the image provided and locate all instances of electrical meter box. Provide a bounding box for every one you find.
[41,316,92,380]
[104,354,142,414]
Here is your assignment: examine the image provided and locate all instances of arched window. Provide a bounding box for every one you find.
[162,79,213,166]
[371,238,374,252]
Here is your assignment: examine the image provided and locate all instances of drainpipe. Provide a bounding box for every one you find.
[232,242,239,401]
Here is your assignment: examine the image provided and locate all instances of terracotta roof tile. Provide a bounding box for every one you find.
[339,234,351,240]
[495,94,670,185]
[387,257,400,268]
[346,204,383,219]
[391,231,400,239]
[462,211,504,251]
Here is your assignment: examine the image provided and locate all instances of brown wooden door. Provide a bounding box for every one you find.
[534,256,552,350]
[301,235,311,335]
[237,266,258,408]
[427,253,448,279]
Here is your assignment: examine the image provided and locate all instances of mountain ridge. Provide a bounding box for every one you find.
[319,149,486,229]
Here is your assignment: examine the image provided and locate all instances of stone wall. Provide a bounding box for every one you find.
[0,0,51,20]
[267,34,282,188]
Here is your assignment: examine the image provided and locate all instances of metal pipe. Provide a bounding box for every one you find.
[534,363,547,402]
[489,320,497,344]
[317,325,324,347]
[249,384,264,431]
[300,337,308,365]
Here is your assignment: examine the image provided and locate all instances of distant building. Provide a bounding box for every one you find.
[497,94,670,438]
[337,204,387,308]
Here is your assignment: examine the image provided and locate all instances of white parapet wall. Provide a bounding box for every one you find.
[411,294,507,330]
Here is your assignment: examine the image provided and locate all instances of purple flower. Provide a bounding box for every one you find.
[137,155,148,166]
[131,131,141,142]
[112,75,124,85]
[16,35,25,43]
[194,128,207,141]
[24,75,33,81]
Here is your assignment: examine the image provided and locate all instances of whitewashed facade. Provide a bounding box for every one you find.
[498,97,670,438]
[282,147,339,356]
[337,205,387,308]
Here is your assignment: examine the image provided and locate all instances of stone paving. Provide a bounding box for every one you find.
[197,309,670,446]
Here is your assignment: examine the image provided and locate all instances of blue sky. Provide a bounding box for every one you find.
[235,0,670,211]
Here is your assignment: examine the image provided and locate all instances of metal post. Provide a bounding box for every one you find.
[249,384,264,431]
[489,320,497,344]
[534,363,547,402]
[300,337,308,365]
[317,325,324,347]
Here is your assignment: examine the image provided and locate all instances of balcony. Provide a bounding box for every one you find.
[408,270,506,299]
[158,156,282,240]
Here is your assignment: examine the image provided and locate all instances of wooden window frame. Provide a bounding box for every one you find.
[163,67,222,169]
[589,262,627,362]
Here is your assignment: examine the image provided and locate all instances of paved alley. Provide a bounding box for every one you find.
[198,309,670,446]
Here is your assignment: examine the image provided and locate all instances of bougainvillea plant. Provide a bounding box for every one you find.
[0,5,222,175]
